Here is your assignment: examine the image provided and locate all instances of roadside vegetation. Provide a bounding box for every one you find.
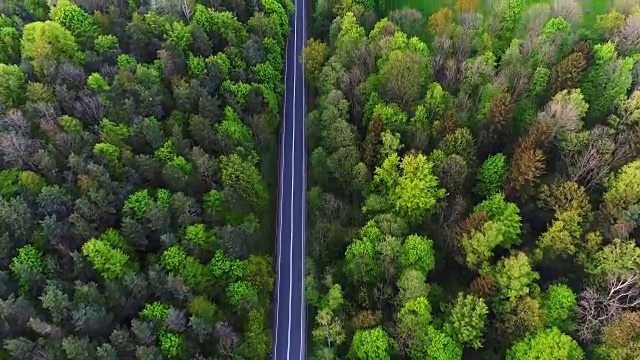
[0,0,291,358]
[304,0,640,358]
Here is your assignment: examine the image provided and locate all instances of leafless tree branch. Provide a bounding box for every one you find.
[576,273,640,341]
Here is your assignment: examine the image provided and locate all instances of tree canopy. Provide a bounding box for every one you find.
[304,1,637,358]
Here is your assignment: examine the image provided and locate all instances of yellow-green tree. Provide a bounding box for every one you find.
[21,21,83,76]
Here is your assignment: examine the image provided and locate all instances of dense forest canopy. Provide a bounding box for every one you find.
[304,0,640,359]
[0,0,292,358]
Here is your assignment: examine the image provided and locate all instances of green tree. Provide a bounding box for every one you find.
[582,42,634,119]
[534,210,583,261]
[187,53,207,78]
[460,194,522,270]
[191,5,248,44]
[474,193,522,247]
[368,152,445,223]
[410,325,462,360]
[348,326,393,360]
[344,234,380,285]
[184,223,215,249]
[123,189,152,219]
[372,102,409,131]
[226,280,259,310]
[495,0,525,54]
[10,244,45,291]
[586,238,640,278]
[476,153,508,197]
[219,152,268,208]
[542,283,577,329]
[21,21,83,76]
[87,73,110,92]
[397,269,429,303]
[238,309,271,360]
[399,235,435,275]
[301,38,328,83]
[0,26,20,64]
[187,296,217,321]
[603,159,640,204]
[216,106,253,148]
[506,327,584,360]
[313,306,346,348]
[438,127,476,166]
[335,12,366,63]
[140,301,171,321]
[0,168,20,199]
[81,238,132,281]
[94,34,119,54]
[379,49,427,112]
[165,21,192,51]
[158,331,182,358]
[397,296,432,351]
[244,255,275,294]
[50,1,98,45]
[209,249,245,281]
[443,293,489,349]
[462,221,506,270]
[0,64,25,109]
[492,252,539,313]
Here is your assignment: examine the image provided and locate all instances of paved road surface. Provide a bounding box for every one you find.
[273,0,307,358]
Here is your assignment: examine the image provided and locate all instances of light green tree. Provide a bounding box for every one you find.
[219,152,268,208]
[0,64,25,109]
[397,269,429,303]
[506,327,584,360]
[542,283,577,329]
[368,152,446,223]
[312,284,346,348]
[492,252,539,313]
[50,1,98,45]
[344,234,379,285]
[443,293,489,349]
[399,234,435,275]
[473,193,522,247]
[397,296,432,351]
[21,21,83,76]
[585,238,640,278]
[410,325,462,360]
[81,239,132,281]
[348,326,393,360]
[0,26,20,64]
[476,153,508,197]
[335,12,366,62]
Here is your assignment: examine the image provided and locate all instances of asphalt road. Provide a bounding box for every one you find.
[272,0,307,358]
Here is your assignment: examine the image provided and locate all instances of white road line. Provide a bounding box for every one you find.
[299,0,306,357]
[273,9,290,357]
[286,3,298,359]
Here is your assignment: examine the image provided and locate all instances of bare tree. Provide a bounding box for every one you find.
[214,322,240,358]
[551,0,582,25]
[561,125,638,192]
[613,0,639,15]
[0,109,29,135]
[614,14,640,55]
[576,273,640,341]
[0,132,40,169]
[182,0,196,20]
[520,3,551,36]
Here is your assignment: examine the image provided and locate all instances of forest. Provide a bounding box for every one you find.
[0,0,292,359]
[303,0,640,359]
